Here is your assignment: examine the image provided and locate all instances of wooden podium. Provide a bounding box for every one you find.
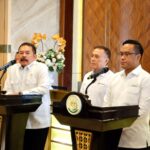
[0,95,42,150]
[52,92,139,150]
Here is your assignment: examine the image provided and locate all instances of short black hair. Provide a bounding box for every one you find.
[18,42,36,54]
[93,45,111,59]
[122,39,144,56]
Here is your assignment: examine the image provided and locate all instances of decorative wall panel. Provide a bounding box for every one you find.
[83,0,107,74]
[83,0,150,75]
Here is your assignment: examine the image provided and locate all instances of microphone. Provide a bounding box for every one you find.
[0,60,16,71]
[87,67,109,79]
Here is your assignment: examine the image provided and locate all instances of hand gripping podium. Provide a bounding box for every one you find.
[52,92,139,150]
[0,95,42,150]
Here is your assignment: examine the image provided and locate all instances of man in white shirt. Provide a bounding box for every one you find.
[104,39,150,150]
[4,42,51,150]
[80,45,114,107]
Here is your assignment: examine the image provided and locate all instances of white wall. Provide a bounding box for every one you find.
[11,0,60,85]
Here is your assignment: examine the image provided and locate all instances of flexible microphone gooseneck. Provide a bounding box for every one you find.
[85,67,109,94]
[87,67,109,80]
[0,60,16,71]
[85,77,96,94]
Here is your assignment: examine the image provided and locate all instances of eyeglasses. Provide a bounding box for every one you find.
[118,52,138,57]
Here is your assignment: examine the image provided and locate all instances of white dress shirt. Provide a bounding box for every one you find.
[104,65,150,148]
[4,61,51,129]
[80,70,114,107]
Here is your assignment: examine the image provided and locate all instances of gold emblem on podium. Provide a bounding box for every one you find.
[66,95,82,115]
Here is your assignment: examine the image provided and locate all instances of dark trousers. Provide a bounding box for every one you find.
[118,147,150,150]
[23,128,49,150]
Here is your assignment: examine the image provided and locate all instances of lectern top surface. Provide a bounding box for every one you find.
[0,94,42,105]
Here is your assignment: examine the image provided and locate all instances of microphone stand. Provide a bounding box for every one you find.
[0,69,7,95]
[85,77,97,95]
[85,68,109,94]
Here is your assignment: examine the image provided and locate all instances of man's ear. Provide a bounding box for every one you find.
[105,58,109,65]
[137,54,142,61]
[34,54,37,59]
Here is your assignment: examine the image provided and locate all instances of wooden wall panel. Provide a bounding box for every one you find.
[83,0,107,74]
[108,0,122,71]
[83,0,150,75]
[59,0,73,90]
[109,0,150,72]
[0,0,5,44]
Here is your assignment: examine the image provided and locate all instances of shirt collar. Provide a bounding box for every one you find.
[120,65,142,77]
[91,69,110,78]
[19,60,36,70]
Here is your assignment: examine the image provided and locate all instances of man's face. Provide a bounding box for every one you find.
[19,45,36,67]
[90,48,109,72]
[119,44,141,74]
